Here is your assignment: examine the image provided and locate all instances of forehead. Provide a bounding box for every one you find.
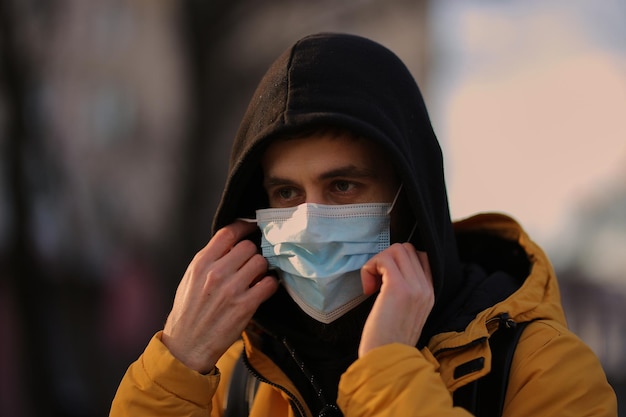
[261,131,392,175]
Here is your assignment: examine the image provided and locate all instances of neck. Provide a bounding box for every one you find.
[253,286,376,402]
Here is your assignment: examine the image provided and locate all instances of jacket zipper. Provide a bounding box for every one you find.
[240,342,308,417]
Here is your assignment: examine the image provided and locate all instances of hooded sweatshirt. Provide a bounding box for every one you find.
[110,33,617,417]
[212,32,467,342]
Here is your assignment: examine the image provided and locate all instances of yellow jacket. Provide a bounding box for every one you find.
[110,214,617,416]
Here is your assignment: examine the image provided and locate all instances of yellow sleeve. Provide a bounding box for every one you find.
[109,331,221,417]
[212,340,245,417]
[504,320,618,417]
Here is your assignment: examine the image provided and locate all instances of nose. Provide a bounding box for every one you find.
[303,187,327,205]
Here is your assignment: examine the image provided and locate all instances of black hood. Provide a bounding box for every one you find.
[212,33,463,342]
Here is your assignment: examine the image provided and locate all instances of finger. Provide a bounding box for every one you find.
[415,250,432,286]
[361,266,382,295]
[402,244,430,288]
[394,244,433,300]
[204,243,274,308]
[203,220,259,260]
[361,251,403,295]
[393,243,422,282]
[244,274,280,304]
[236,252,269,288]
[201,239,260,292]
[361,244,428,295]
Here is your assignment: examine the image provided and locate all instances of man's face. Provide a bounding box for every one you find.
[261,132,399,208]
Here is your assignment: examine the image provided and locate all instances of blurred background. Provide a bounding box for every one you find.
[1,0,624,415]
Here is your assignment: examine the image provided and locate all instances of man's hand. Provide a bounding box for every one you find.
[162,220,279,374]
[358,243,434,357]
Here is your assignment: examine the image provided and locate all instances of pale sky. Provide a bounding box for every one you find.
[430,0,626,283]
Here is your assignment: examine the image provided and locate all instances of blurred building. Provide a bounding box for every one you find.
[1,1,188,415]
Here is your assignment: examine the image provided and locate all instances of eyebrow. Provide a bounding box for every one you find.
[318,165,378,180]
[263,165,378,188]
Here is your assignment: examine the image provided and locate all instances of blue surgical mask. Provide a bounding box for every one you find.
[253,189,401,323]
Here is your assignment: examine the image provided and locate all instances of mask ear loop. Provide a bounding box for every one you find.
[386,183,404,215]
[406,221,418,243]
[386,184,418,243]
[237,217,258,223]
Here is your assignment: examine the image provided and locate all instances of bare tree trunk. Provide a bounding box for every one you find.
[164,0,246,291]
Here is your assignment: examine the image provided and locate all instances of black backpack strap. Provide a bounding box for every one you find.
[454,320,531,417]
[224,351,258,417]
[477,320,530,417]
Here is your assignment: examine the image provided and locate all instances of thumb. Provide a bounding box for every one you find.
[360,259,383,295]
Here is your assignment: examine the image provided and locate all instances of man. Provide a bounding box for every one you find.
[110,33,617,416]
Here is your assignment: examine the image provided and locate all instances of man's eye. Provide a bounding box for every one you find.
[334,181,354,192]
[278,188,295,199]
